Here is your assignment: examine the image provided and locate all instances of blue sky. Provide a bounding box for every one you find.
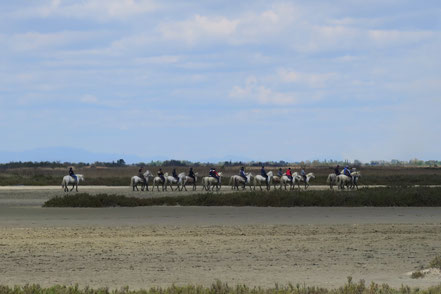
[0,0,440,163]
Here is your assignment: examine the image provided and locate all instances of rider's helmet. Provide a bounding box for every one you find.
[241,167,244,170]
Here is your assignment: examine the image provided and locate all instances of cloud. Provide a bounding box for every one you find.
[158,14,239,45]
[230,77,297,105]
[80,94,99,104]
[278,69,337,88]
[14,0,159,21]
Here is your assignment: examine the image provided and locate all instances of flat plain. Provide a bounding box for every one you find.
[0,186,441,289]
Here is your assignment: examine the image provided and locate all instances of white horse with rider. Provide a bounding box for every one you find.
[293,172,315,189]
[337,171,361,190]
[254,171,273,190]
[164,172,186,191]
[202,172,223,191]
[61,174,84,192]
[152,172,168,191]
[181,173,199,191]
[130,170,153,191]
[229,173,253,190]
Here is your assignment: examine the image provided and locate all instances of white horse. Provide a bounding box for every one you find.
[293,172,315,189]
[152,172,168,191]
[351,171,361,189]
[202,172,223,191]
[280,174,295,190]
[229,173,253,190]
[326,173,337,190]
[61,174,84,192]
[130,170,152,191]
[164,172,186,191]
[181,172,199,191]
[254,171,273,190]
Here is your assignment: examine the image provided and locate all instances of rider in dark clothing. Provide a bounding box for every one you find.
[69,167,77,182]
[239,167,247,183]
[261,166,268,184]
[334,165,341,175]
[158,168,165,183]
[138,167,147,184]
[209,168,220,183]
[188,167,196,183]
[277,168,283,177]
[172,168,178,181]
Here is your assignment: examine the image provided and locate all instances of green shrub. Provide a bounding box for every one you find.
[43,187,441,208]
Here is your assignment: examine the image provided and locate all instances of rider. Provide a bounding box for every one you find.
[69,167,77,182]
[261,166,268,184]
[210,168,220,184]
[157,168,165,183]
[239,167,247,183]
[277,168,283,177]
[343,166,352,179]
[300,167,307,183]
[188,167,196,184]
[138,167,147,185]
[334,165,341,175]
[286,167,293,182]
[172,168,178,181]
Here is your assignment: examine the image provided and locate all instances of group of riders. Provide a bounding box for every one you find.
[67,164,356,186]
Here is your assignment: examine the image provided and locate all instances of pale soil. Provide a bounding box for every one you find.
[0,188,441,289]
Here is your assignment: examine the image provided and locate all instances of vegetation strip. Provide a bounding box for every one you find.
[1,280,441,294]
[43,187,441,207]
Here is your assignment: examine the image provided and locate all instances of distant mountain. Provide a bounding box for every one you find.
[0,147,151,164]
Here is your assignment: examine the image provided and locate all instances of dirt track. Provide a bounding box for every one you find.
[0,186,441,289]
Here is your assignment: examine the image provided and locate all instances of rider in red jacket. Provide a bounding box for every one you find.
[286,168,293,182]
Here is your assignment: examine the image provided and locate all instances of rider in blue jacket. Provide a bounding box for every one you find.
[240,167,247,183]
[69,167,77,182]
[343,166,352,178]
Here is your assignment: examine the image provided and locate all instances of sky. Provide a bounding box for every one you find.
[0,0,440,163]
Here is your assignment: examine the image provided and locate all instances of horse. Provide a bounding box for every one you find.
[230,173,253,190]
[130,170,152,191]
[280,174,295,190]
[326,173,337,190]
[202,172,223,191]
[293,172,315,189]
[272,175,282,190]
[336,174,352,190]
[350,171,361,190]
[164,172,186,191]
[152,172,168,191]
[61,174,84,192]
[181,172,199,191]
[254,171,273,190]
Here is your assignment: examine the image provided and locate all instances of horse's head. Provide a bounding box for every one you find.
[218,172,223,176]
[267,171,273,177]
[77,174,84,181]
[307,173,315,179]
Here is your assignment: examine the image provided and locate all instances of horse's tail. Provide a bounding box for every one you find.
[326,174,331,184]
[229,176,233,186]
[61,178,65,188]
[130,177,135,187]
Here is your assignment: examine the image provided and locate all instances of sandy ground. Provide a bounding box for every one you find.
[0,187,441,289]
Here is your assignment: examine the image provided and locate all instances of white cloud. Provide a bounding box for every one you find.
[8,31,100,51]
[230,77,297,105]
[159,14,239,45]
[278,69,337,88]
[80,94,99,104]
[14,0,159,21]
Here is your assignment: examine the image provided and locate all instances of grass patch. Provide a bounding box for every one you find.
[411,271,426,279]
[44,187,441,207]
[0,280,441,294]
[430,256,441,270]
